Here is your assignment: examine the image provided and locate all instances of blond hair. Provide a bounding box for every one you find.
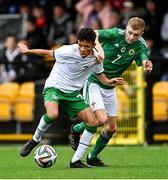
[128,17,145,30]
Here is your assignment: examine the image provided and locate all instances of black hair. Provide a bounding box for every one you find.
[77,28,96,43]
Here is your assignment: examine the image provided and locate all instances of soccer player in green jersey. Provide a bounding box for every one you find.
[18,28,125,168]
[70,17,153,167]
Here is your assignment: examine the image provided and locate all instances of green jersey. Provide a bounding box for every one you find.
[88,28,149,89]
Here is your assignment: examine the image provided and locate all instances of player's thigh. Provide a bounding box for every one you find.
[103,88,118,117]
[63,93,90,119]
[83,81,106,112]
[77,107,98,126]
[43,87,59,119]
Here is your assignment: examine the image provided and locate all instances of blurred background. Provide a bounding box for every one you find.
[0,0,168,145]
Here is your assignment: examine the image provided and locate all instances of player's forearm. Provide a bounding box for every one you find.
[94,30,105,59]
[96,73,110,84]
[26,49,53,58]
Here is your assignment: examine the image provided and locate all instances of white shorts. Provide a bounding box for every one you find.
[83,80,118,117]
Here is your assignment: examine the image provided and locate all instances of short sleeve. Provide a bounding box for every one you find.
[93,63,104,74]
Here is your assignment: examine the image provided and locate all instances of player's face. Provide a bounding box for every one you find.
[125,25,144,44]
[78,40,95,58]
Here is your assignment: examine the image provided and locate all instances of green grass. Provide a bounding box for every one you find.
[0,144,168,179]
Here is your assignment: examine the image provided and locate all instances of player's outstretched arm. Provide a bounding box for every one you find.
[17,43,53,59]
[142,60,153,74]
[96,73,125,86]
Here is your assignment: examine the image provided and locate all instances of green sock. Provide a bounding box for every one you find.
[44,114,53,124]
[85,123,97,133]
[89,134,109,159]
[73,122,85,133]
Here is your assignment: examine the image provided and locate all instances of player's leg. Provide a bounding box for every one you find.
[87,88,118,166]
[70,82,107,151]
[70,122,85,151]
[70,81,107,150]
[20,102,59,157]
[70,107,99,168]
[87,116,117,166]
[70,83,107,168]
[20,88,59,157]
[70,109,107,151]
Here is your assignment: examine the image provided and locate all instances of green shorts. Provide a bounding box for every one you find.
[43,87,90,118]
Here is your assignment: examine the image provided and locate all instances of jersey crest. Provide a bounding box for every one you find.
[128,49,135,55]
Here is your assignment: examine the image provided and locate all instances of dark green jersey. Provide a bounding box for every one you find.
[89,28,149,89]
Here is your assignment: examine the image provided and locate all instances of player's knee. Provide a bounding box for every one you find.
[47,111,58,121]
[106,123,117,132]
[87,119,99,127]
[99,118,107,125]
[95,110,108,125]
[97,115,108,125]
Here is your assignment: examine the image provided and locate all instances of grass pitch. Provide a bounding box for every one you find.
[0,144,168,179]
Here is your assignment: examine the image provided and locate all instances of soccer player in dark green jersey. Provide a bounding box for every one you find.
[70,17,153,167]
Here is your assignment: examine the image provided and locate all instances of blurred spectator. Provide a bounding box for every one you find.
[0,35,22,83]
[108,11,121,28]
[19,3,31,17]
[120,0,137,28]
[158,7,168,81]
[90,17,103,29]
[16,38,46,82]
[32,6,47,30]
[160,12,168,45]
[47,4,73,47]
[75,0,112,29]
[107,0,124,11]
[25,16,47,49]
[144,0,161,47]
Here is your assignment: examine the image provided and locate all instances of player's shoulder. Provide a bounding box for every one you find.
[55,44,78,53]
[117,28,125,35]
[111,28,125,37]
[137,36,148,48]
[103,27,124,34]
[61,44,78,50]
[99,27,124,38]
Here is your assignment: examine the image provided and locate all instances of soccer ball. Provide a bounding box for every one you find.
[34,145,57,168]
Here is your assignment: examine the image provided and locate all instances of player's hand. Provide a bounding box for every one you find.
[17,43,29,54]
[144,60,153,74]
[107,77,125,86]
[95,51,104,63]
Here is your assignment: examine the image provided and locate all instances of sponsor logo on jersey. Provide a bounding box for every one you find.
[128,49,135,55]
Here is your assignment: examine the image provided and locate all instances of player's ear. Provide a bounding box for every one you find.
[141,31,144,36]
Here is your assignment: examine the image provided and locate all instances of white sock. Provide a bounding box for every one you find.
[71,129,95,163]
[33,116,52,142]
